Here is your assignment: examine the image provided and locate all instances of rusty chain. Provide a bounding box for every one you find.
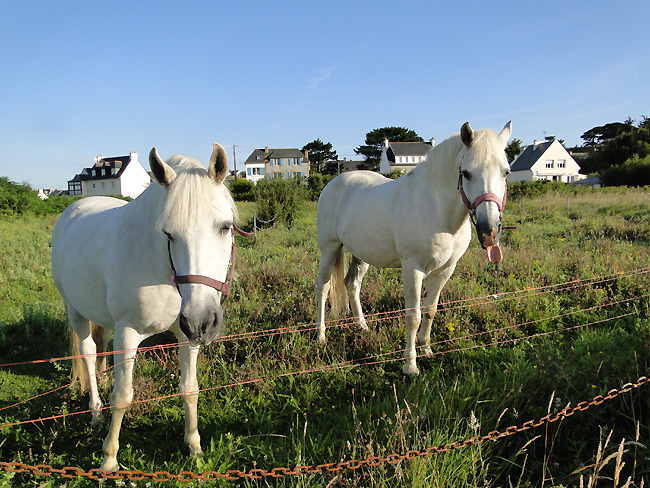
[1,375,647,482]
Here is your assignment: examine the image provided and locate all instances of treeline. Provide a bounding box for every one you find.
[0,177,81,217]
[579,117,650,186]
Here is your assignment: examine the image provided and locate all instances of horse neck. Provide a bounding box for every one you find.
[419,135,469,227]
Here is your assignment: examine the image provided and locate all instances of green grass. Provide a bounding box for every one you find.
[1,189,649,487]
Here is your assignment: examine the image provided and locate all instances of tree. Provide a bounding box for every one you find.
[505,138,523,162]
[355,127,423,172]
[580,118,650,174]
[302,139,337,174]
[580,122,627,147]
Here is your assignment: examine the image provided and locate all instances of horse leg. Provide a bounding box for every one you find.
[401,265,425,376]
[315,243,344,344]
[101,324,141,472]
[345,256,369,331]
[419,265,457,355]
[92,322,111,387]
[175,338,203,458]
[67,308,103,426]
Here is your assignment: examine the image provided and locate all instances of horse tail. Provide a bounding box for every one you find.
[70,321,105,392]
[329,247,349,318]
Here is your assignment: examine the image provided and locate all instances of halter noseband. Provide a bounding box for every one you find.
[168,221,254,298]
[457,169,507,222]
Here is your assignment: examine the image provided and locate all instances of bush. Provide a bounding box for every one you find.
[253,177,309,228]
[601,154,650,187]
[229,178,255,202]
[0,177,82,217]
[306,173,334,201]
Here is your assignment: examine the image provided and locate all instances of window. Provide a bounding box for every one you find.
[558,160,566,168]
[297,158,302,165]
[247,168,252,175]
[279,158,284,166]
[288,158,293,165]
[546,160,554,168]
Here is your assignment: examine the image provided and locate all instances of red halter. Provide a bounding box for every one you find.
[168,222,254,298]
[457,170,507,217]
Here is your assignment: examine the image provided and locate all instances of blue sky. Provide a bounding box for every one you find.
[1,1,648,190]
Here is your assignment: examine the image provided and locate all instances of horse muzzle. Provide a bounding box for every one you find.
[179,306,224,346]
[475,216,503,264]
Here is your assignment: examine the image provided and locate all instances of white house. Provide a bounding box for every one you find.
[67,152,151,198]
[243,147,310,184]
[379,138,435,174]
[509,140,586,183]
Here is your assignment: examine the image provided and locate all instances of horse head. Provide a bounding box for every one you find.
[150,143,236,345]
[458,121,512,264]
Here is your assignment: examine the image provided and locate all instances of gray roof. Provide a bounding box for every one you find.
[386,141,432,163]
[510,142,553,171]
[68,155,132,183]
[245,148,306,163]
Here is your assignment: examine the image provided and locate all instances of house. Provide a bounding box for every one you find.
[336,158,365,173]
[509,140,586,183]
[243,147,310,184]
[67,152,151,198]
[379,138,435,174]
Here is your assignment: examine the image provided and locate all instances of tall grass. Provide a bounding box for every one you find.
[0,188,649,487]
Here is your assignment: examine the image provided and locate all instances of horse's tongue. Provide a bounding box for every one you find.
[486,245,503,264]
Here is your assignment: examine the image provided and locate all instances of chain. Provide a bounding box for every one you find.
[2,375,647,482]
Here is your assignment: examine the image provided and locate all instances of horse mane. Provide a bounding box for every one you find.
[421,128,504,186]
[155,155,238,234]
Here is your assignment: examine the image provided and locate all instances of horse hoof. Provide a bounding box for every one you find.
[100,458,120,473]
[403,364,420,376]
[356,319,369,331]
[315,333,327,345]
[190,446,204,458]
[420,346,433,356]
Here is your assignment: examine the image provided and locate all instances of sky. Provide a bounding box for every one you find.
[1,1,648,190]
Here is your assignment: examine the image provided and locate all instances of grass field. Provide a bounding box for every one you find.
[1,188,649,487]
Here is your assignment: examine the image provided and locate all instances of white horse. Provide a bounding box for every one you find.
[51,143,239,471]
[315,121,512,375]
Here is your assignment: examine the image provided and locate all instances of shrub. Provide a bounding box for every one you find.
[253,177,309,228]
[601,154,650,187]
[306,173,334,201]
[229,178,255,202]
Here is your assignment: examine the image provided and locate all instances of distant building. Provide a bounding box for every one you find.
[243,147,310,184]
[509,140,586,183]
[379,138,435,174]
[67,152,151,198]
[336,158,366,173]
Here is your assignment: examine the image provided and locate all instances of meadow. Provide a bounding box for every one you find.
[0,188,649,487]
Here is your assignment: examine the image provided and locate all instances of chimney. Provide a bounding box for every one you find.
[304,149,309,160]
[384,138,389,148]
[429,137,436,147]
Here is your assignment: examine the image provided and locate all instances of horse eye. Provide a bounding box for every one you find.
[504,170,510,177]
[163,230,173,241]
[462,170,472,181]
[219,225,232,235]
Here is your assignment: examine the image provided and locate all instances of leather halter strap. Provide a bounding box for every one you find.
[168,221,254,298]
[457,171,507,213]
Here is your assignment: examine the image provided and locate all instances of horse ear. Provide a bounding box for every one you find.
[499,121,513,143]
[460,122,474,148]
[208,142,228,184]
[149,147,177,188]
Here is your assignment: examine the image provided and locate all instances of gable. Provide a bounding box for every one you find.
[511,141,580,172]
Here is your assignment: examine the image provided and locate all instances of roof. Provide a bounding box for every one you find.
[244,148,306,163]
[388,142,432,157]
[68,155,133,183]
[510,141,553,171]
[385,141,432,163]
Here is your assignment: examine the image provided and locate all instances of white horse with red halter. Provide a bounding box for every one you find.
[315,121,512,375]
[51,143,244,471]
